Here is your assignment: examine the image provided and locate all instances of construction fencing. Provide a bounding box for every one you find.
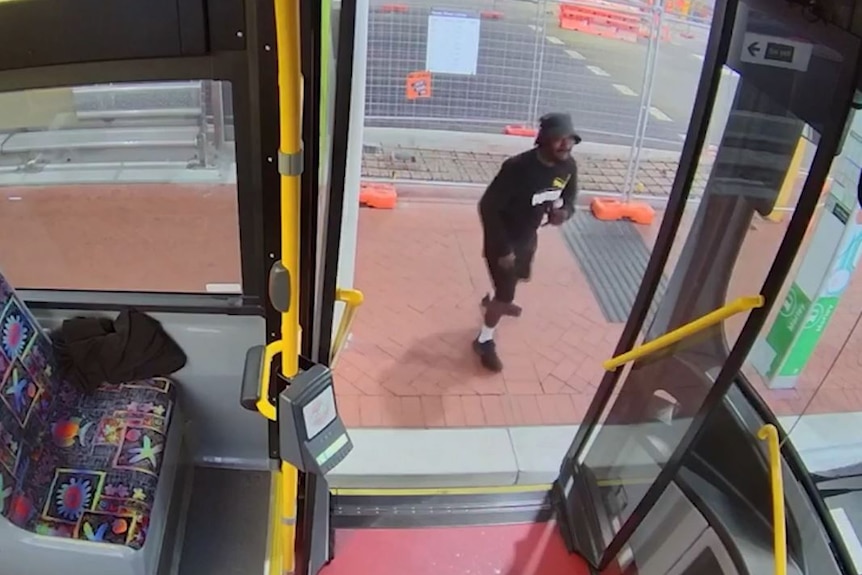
[364,0,714,150]
[0,0,719,195]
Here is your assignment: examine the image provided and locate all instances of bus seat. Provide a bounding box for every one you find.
[0,271,182,575]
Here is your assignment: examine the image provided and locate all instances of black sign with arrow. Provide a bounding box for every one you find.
[741,34,809,70]
[746,40,795,62]
[747,41,761,57]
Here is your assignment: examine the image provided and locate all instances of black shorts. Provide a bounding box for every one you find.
[485,240,537,304]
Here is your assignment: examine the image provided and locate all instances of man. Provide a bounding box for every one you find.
[474,112,581,372]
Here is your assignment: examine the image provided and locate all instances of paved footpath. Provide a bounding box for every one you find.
[361,142,711,198]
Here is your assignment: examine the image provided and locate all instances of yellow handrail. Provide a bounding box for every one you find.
[602,295,765,370]
[256,340,283,422]
[275,0,302,381]
[273,0,302,573]
[331,288,365,365]
[758,424,787,575]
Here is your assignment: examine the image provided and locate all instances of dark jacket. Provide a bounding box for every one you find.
[479,148,578,257]
[53,309,187,393]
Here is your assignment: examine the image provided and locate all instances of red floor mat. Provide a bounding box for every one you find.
[321,521,590,575]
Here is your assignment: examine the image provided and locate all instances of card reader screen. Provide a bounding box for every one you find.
[303,385,338,440]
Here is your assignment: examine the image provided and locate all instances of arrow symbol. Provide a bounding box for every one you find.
[747,41,761,57]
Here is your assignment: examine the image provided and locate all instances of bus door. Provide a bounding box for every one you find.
[552,0,861,570]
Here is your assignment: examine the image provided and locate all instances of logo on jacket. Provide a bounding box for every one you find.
[531,175,571,206]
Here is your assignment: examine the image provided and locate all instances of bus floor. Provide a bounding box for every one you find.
[320,521,590,575]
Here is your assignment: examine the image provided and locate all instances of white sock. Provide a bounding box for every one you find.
[478,324,495,343]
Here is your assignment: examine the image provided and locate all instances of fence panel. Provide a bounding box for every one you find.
[366,0,711,151]
[366,0,548,131]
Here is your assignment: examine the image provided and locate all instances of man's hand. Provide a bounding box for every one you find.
[548,208,570,226]
[498,253,516,270]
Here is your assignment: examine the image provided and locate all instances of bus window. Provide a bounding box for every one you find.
[0,80,241,295]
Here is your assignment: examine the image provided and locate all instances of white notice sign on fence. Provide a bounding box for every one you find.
[425,9,481,75]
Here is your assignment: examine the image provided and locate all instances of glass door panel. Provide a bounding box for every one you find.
[557,0,861,569]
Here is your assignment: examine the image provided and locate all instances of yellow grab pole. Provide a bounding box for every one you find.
[767,137,806,223]
[275,0,302,379]
[279,461,298,575]
[267,469,284,575]
[757,424,787,575]
[273,0,302,574]
[603,295,765,370]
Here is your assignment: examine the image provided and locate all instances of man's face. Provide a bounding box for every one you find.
[546,135,575,162]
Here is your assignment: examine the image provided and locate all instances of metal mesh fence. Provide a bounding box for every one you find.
[365,0,713,150]
[366,0,547,131]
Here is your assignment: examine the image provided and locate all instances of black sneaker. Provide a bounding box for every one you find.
[473,338,503,372]
[480,294,522,317]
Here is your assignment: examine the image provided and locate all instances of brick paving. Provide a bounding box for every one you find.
[332,203,619,428]
[0,183,859,429]
[334,200,862,428]
[362,145,712,197]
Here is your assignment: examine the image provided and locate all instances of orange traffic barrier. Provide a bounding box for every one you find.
[558,2,640,43]
[503,125,538,137]
[360,183,398,209]
[590,197,655,225]
[379,3,408,13]
[481,10,504,19]
[558,2,673,44]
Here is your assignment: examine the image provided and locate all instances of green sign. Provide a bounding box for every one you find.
[762,282,808,376]
[752,209,861,387]
[763,290,839,377]
[751,110,862,388]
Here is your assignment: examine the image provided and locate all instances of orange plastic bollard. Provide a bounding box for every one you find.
[379,3,408,13]
[590,198,655,225]
[360,183,398,209]
[481,10,504,19]
[503,125,538,137]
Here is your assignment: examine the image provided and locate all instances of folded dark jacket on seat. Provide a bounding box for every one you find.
[53,309,187,393]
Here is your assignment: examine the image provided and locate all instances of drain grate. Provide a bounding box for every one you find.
[560,212,668,324]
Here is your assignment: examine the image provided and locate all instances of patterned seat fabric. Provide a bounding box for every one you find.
[0,276,176,549]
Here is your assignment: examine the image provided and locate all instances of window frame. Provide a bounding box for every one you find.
[0,52,277,316]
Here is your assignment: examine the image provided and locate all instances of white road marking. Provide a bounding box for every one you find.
[612,84,637,96]
[692,53,705,62]
[678,133,687,141]
[546,35,564,45]
[586,65,610,77]
[649,107,673,121]
[564,49,585,60]
[528,24,538,31]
